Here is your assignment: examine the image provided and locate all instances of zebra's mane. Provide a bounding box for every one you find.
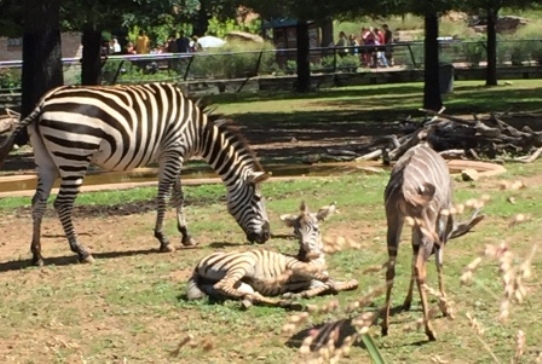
[193,96,265,173]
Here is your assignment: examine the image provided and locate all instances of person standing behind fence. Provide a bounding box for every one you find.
[176,31,190,53]
[348,34,359,55]
[335,31,349,58]
[136,30,150,54]
[374,28,389,68]
[383,24,394,66]
[166,34,178,53]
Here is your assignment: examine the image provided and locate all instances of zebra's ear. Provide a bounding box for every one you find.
[279,214,297,227]
[315,202,337,222]
[248,171,271,185]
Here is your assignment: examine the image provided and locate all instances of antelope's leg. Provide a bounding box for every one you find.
[435,245,448,316]
[381,208,404,337]
[403,228,421,311]
[415,249,437,341]
[436,214,449,316]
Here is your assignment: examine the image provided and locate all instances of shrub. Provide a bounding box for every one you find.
[0,69,21,90]
[509,41,532,66]
[530,41,542,65]
[464,41,486,68]
[189,40,276,79]
[338,54,360,72]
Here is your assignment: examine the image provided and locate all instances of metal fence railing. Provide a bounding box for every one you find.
[1,39,541,92]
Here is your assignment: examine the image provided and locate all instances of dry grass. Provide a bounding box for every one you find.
[279,190,540,364]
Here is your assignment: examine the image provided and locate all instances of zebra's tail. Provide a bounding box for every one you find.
[185,273,208,301]
[0,105,42,168]
[404,182,436,208]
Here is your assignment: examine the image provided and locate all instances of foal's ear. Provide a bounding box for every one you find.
[316,202,337,222]
[279,214,297,227]
[5,108,21,119]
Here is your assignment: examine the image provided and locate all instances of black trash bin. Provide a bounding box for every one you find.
[439,63,454,94]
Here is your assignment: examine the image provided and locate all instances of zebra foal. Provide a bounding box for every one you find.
[185,201,358,309]
[0,83,271,266]
[382,142,484,341]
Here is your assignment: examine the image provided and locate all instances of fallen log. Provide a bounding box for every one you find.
[323,108,542,164]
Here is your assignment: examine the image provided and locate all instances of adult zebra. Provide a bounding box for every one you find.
[0,82,271,266]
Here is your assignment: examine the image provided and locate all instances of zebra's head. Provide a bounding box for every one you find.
[280,201,337,262]
[232,170,272,244]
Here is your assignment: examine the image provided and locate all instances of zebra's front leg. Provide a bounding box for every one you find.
[289,263,331,283]
[54,178,93,263]
[171,178,197,247]
[283,278,358,299]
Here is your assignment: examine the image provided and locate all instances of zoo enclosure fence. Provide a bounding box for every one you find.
[0,39,541,92]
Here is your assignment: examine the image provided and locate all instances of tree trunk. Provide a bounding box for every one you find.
[192,4,209,37]
[321,17,333,47]
[423,12,442,111]
[81,24,103,85]
[19,0,63,145]
[296,20,311,93]
[485,7,499,86]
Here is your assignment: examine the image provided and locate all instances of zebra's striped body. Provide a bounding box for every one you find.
[186,202,358,308]
[0,83,271,266]
[382,142,484,341]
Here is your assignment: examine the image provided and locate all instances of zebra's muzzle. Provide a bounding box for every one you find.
[247,221,271,244]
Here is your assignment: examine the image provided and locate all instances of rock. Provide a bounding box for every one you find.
[461,168,479,181]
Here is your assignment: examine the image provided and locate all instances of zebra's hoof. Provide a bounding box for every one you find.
[160,244,176,253]
[241,298,253,310]
[348,279,359,290]
[181,236,197,247]
[426,329,437,341]
[31,257,44,267]
[283,302,305,311]
[80,254,95,264]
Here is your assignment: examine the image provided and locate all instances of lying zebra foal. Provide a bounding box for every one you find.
[185,202,359,309]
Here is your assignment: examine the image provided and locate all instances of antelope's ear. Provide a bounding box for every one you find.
[279,214,297,227]
[247,171,271,184]
[316,202,337,222]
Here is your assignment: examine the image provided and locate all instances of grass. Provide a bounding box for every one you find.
[1,80,542,363]
[1,163,541,363]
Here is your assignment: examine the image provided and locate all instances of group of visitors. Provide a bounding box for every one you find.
[334,24,394,68]
[100,30,203,57]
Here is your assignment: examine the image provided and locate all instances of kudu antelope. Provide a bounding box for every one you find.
[382,142,485,341]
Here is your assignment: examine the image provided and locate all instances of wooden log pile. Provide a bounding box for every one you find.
[320,108,542,164]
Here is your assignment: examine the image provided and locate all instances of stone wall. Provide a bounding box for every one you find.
[0,32,82,62]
